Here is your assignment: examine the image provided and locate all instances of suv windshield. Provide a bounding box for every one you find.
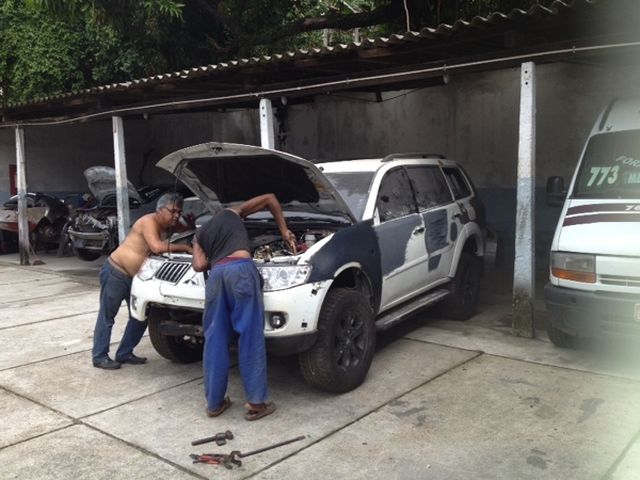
[573,130,640,199]
[323,171,374,220]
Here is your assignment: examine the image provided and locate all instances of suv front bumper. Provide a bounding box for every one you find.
[131,276,330,349]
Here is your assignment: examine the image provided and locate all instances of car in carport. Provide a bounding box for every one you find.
[66,166,189,260]
[0,192,68,250]
[130,142,486,393]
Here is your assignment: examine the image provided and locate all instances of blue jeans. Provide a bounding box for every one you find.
[92,261,148,363]
[202,259,268,409]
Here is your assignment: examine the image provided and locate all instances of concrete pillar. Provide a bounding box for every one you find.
[259,98,275,149]
[15,127,42,266]
[512,62,536,338]
[112,116,131,243]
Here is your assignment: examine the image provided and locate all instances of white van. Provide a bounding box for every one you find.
[545,97,640,347]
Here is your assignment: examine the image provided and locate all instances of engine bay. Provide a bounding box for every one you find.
[251,228,334,262]
[170,223,338,263]
[72,210,117,232]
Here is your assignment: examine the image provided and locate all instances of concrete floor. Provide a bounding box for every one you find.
[0,253,639,479]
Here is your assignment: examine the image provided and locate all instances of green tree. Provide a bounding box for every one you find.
[0,0,85,105]
[1,0,545,105]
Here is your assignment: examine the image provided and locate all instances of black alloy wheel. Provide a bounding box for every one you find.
[299,288,375,393]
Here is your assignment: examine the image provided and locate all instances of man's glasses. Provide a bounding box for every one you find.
[163,207,182,216]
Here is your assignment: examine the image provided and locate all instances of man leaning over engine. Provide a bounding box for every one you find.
[91,192,193,370]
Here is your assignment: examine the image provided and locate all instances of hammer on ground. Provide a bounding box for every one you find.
[191,430,234,446]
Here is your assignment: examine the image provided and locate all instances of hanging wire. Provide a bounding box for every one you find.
[403,0,410,31]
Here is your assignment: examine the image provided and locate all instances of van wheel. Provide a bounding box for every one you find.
[438,252,481,320]
[299,288,375,393]
[546,318,575,348]
[148,311,203,363]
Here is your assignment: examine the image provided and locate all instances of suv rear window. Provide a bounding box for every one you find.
[443,167,471,199]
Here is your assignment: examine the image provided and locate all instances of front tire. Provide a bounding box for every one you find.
[438,252,481,320]
[148,309,203,363]
[34,219,64,249]
[546,317,575,348]
[74,248,101,261]
[299,288,375,393]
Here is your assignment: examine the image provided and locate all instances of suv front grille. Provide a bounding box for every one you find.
[155,261,191,284]
[600,274,640,288]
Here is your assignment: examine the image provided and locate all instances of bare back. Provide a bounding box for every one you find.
[110,213,168,277]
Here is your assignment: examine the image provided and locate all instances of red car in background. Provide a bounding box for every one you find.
[0,193,69,251]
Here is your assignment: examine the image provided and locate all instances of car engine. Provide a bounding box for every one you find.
[73,211,118,232]
[251,228,334,262]
[66,207,119,259]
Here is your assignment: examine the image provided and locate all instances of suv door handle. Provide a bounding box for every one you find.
[412,226,425,235]
[452,213,462,219]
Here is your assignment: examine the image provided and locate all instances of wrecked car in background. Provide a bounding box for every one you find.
[0,193,68,251]
[130,143,486,393]
[66,166,186,261]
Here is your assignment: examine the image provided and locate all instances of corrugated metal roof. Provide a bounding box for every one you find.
[2,0,638,123]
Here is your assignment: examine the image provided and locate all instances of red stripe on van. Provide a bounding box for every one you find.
[563,213,640,226]
[567,203,640,215]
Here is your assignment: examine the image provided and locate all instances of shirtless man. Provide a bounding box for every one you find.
[92,192,193,370]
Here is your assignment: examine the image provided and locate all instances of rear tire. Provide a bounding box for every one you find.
[148,309,203,363]
[299,288,375,393]
[437,252,481,320]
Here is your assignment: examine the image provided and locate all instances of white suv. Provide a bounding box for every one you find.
[130,143,486,392]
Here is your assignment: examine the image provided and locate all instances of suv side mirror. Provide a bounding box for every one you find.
[546,176,566,207]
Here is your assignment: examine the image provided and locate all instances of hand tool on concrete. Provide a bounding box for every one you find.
[189,453,222,465]
[190,435,306,469]
[191,430,234,446]
[190,452,240,469]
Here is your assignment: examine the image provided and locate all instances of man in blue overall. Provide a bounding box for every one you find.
[191,193,296,420]
[92,193,193,369]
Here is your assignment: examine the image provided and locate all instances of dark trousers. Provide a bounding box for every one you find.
[92,261,148,362]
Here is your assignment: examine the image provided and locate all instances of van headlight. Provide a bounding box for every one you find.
[551,252,596,283]
[137,258,165,281]
[258,265,311,291]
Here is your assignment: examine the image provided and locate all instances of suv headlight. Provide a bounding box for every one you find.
[137,258,165,281]
[551,252,596,283]
[258,265,311,291]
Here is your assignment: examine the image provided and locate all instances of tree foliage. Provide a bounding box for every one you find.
[1,0,546,105]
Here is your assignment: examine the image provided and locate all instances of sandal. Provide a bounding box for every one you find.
[244,401,276,421]
[206,396,232,417]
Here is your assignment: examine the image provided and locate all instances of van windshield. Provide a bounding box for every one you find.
[573,130,640,199]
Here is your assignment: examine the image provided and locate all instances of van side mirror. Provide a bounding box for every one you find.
[546,176,566,207]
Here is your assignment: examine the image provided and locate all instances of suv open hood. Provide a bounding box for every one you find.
[155,142,356,223]
[84,166,142,204]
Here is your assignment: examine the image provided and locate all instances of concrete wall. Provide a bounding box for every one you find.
[144,110,260,185]
[0,119,148,202]
[1,61,639,265]
[279,62,640,266]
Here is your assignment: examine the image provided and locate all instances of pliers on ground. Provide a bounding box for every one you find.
[190,452,242,469]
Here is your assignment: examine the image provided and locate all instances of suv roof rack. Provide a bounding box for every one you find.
[381,153,445,162]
